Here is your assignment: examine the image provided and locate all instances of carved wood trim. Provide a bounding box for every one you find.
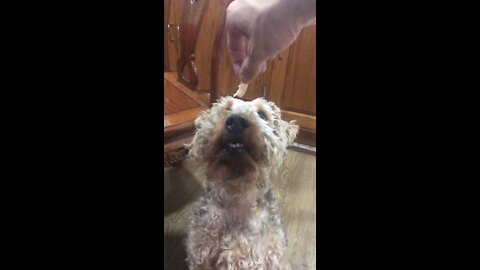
[210,0,234,105]
[165,0,235,166]
[176,0,210,91]
[164,0,170,71]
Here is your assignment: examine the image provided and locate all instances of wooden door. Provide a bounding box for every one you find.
[165,0,185,72]
[268,26,317,144]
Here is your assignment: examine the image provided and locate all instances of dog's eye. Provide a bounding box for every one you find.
[257,111,267,120]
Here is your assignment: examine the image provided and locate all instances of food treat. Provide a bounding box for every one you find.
[233,83,248,98]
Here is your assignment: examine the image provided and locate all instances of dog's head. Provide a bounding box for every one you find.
[188,96,298,191]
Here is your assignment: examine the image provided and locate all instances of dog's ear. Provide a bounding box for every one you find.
[267,101,299,145]
[277,119,299,145]
[267,101,282,119]
[194,114,203,129]
[194,110,210,129]
[188,114,208,160]
[286,120,299,144]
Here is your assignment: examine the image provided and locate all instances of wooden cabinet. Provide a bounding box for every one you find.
[271,26,316,138]
[164,0,184,72]
[164,0,316,146]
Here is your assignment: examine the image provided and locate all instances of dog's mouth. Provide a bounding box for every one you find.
[221,139,246,157]
[213,133,255,160]
[212,130,262,167]
[209,137,258,181]
[208,130,263,182]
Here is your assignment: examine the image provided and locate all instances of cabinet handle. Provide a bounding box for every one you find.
[167,23,175,42]
[176,25,181,43]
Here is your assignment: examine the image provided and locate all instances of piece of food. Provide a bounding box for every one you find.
[233,83,248,98]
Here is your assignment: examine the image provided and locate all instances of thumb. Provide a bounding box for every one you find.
[239,57,267,84]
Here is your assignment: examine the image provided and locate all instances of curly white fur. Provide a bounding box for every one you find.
[185,96,298,270]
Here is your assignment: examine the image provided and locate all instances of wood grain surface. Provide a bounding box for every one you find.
[164,150,316,269]
[164,79,199,115]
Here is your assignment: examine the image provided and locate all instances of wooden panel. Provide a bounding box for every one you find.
[164,71,207,138]
[267,48,291,105]
[194,0,224,92]
[166,0,185,71]
[294,130,316,148]
[281,110,316,132]
[164,107,204,128]
[164,0,169,70]
[165,121,195,140]
[164,79,199,115]
[281,26,316,116]
[184,0,235,98]
[164,72,210,107]
[177,0,210,90]
[218,42,240,97]
[166,0,177,70]
[173,0,185,55]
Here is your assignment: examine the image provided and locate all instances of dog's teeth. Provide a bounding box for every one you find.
[227,142,244,149]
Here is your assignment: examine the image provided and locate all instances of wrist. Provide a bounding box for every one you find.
[274,0,316,27]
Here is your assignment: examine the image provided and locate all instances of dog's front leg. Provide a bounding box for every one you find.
[186,201,226,270]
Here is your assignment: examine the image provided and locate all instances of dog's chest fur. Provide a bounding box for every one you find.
[197,184,275,234]
[187,183,287,269]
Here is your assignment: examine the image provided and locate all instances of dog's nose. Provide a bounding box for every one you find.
[225,114,249,134]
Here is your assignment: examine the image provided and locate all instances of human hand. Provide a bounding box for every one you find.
[226,0,316,83]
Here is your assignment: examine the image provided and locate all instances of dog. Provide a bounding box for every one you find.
[185,96,298,270]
